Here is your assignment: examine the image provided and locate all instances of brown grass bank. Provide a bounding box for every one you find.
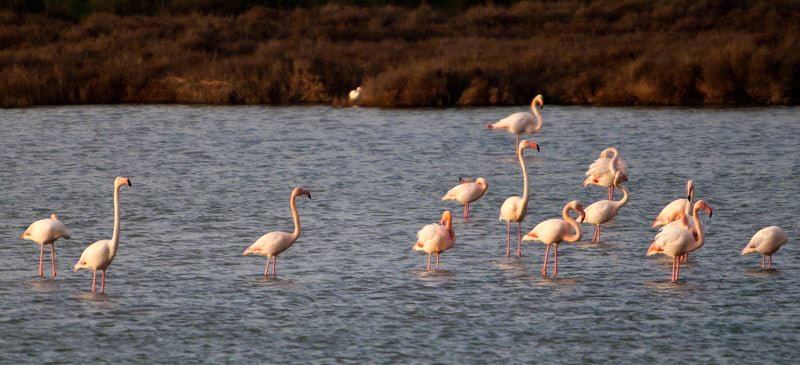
[1,0,799,107]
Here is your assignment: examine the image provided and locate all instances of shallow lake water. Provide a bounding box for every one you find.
[0,105,798,363]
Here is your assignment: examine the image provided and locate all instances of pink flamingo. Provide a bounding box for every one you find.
[577,172,629,243]
[20,213,71,277]
[413,211,455,270]
[652,180,695,227]
[523,200,585,277]
[73,177,131,293]
[442,177,488,219]
[499,140,540,257]
[486,95,543,147]
[243,187,311,277]
[742,226,788,270]
[584,147,629,200]
[647,200,712,281]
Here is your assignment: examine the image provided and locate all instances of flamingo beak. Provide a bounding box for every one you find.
[126,178,132,187]
[529,142,540,152]
[580,211,586,221]
[307,192,312,200]
[705,206,712,217]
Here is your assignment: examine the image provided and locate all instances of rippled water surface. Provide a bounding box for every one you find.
[1,105,799,363]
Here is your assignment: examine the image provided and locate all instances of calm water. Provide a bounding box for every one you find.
[0,105,798,363]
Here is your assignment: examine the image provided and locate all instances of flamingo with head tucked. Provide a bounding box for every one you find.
[349,86,361,104]
[442,177,488,219]
[652,180,695,228]
[578,172,629,243]
[647,200,712,282]
[584,147,628,200]
[742,226,788,270]
[523,200,585,277]
[499,140,540,258]
[413,211,455,270]
[73,176,131,293]
[20,213,71,277]
[486,95,543,147]
[243,187,311,277]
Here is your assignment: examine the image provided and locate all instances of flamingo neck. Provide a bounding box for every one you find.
[444,216,454,240]
[690,203,705,247]
[109,184,121,257]
[608,148,619,176]
[290,191,301,240]
[518,146,530,204]
[530,99,543,133]
[614,184,630,209]
[562,205,582,242]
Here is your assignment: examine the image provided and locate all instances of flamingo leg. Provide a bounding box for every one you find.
[541,244,550,276]
[769,255,773,269]
[608,186,613,200]
[517,222,522,257]
[101,270,106,294]
[675,257,681,282]
[553,244,560,277]
[50,243,57,277]
[264,256,271,277]
[761,255,766,270]
[38,244,44,277]
[91,270,97,292]
[436,253,440,269]
[506,222,511,258]
[515,134,520,147]
[427,254,431,271]
[272,256,277,277]
[671,257,676,281]
[464,203,469,219]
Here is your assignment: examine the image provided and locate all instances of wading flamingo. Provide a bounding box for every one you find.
[20,213,71,277]
[584,147,628,200]
[652,180,695,227]
[647,200,712,282]
[243,187,311,277]
[349,86,361,104]
[523,200,585,277]
[486,95,543,147]
[742,226,788,270]
[413,211,456,270]
[577,172,629,243]
[73,176,131,293]
[499,140,540,258]
[442,177,488,219]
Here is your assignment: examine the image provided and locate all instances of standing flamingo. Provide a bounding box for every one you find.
[349,86,361,104]
[523,200,585,277]
[413,211,456,270]
[243,187,311,277]
[486,95,544,147]
[646,200,712,282]
[742,226,788,270]
[442,177,488,219]
[20,213,71,277]
[577,172,629,243]
[73,176,132,293]
[652,180,695,227]
[499,140,540,258]
[584,147,629,200]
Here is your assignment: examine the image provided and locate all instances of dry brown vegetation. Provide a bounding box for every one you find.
[1,0,799,107]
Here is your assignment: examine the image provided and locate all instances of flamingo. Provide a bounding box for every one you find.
[577,172,629,243]
[20,213,71,277]
[522,200,585,277]
[243,187,311,277]
[442,177,488,219]
[499,140,540,258]
[486,94,544,147]
[652,180,695,227]
[349,86,361,104]
[742,226,788,270]
[413,211,456,270]
[647,200,712,282]
[584,147,629,200]
[73,176,132,293]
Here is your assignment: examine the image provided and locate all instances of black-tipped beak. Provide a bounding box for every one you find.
[127,180,132,187]
[687,195,691,200]
[307,193,312,200]
[708,209,712,218]
[536,145,540,152]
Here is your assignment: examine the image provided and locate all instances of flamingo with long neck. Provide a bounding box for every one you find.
[73,176,131,293]
[647,200,712,282]
[523,200,585,277]
[652,180,695,227]
[243,187,311,277]
[21,213,71,277]
[499,140,540,257]
[584,147,629,200]
[413,211,456,270]
[486,95,543,147]
[578,172,629,243]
